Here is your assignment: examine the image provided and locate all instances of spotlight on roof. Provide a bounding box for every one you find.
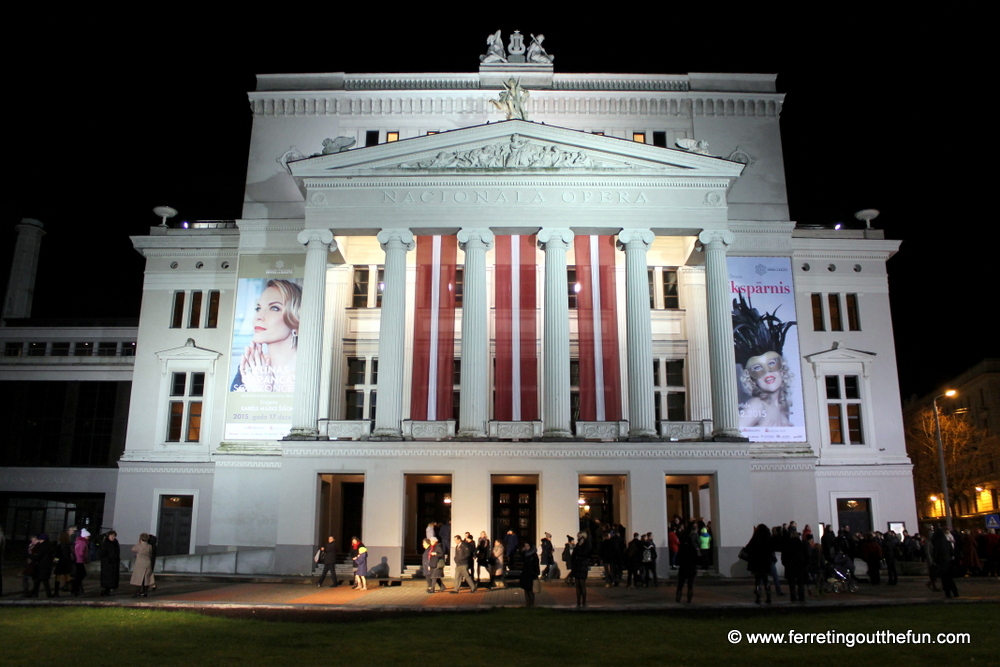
[854,209,880,229]
[153,206,178,227]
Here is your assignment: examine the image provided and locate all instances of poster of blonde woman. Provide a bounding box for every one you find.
[225,255,303,439]
[728,256,806,443]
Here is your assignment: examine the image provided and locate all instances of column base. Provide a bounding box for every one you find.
[282,429,328,441]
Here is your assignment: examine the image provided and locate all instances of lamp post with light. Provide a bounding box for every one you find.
[933,389,958,532]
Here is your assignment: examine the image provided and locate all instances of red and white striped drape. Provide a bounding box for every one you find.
[410,235,458,420]
[494,235,539,421]
[573,235,622,421]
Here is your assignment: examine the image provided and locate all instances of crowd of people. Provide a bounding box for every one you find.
[13,527,158,599]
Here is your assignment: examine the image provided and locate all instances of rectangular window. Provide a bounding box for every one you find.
[171,292,185,328]
[365,130,379,147]
[653,131,667,147]
[632,132,646,143]
[206,291,221,328]
[567,268,578,309]
[97,342,118,357]
[828,293,843,331]
[846,294,861,331]
[811,294,825,331]
[352,267,370,307]
[662,270,679,309]
[825,375,863,445]
[188,291,203,328]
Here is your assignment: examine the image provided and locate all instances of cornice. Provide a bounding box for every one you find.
[305,178,734,190]
[249,91,782,118]
[282,444,754,458]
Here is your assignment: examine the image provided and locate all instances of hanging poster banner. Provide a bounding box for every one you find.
[728,256,805,443]
[224,255,303,440]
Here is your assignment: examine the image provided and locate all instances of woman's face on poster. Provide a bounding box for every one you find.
[746,350,783,393]
[252,285,293,345]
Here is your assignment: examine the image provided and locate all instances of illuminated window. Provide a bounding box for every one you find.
[167,372,204,442]
[826,375,863,445]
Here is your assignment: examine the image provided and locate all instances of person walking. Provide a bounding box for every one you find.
[316,536,338,588]
[99,531,121,597]
[130,533,154,597]
[570,531,591,608]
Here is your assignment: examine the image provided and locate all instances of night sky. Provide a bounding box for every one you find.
[1,14,985,400]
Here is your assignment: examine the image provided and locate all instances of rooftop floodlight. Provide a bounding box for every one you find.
[854,209,880,229]
[153,206,178,227]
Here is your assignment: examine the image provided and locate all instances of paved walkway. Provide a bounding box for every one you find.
[3,571,999,614]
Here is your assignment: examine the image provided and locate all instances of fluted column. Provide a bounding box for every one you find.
[288,229,336,438]
[457,228,494,439]
[679,266,712,422]
[537,228,574,439]
[618,229,657,439]
[373,229,415,439]
[698,230,742,439]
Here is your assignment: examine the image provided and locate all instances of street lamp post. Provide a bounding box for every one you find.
[932,389,958,532]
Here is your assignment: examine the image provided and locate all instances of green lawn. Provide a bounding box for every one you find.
[1,604,995,666]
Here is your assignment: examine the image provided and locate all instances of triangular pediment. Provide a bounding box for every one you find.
[289,120,745,179]
[805,344,876,364]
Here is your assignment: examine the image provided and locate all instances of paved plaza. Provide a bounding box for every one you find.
[3,570,998,616]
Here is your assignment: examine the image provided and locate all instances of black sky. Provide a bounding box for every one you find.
[1,12,988,399]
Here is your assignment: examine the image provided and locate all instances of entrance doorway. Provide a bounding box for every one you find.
[317,474,365,550]
[157,495,193,556]
[403,474,452,557]
[492,474,538,548]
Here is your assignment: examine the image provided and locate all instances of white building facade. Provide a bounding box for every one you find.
[106,53,917,575]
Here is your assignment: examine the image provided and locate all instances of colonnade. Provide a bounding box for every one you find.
[287,226,741,441]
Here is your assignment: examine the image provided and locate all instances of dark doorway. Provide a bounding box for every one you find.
[341,482,364,546]
[157,495,193,556]
[492,482,536,547]
[837,497,872,535]
[416,483,452,552]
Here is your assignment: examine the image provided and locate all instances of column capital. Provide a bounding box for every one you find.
[297,228,335,248]
[697,229,735,247]
[537,228,574,249]
[457,228,494,251]
[377,228,415,251]
[617,229,655,251]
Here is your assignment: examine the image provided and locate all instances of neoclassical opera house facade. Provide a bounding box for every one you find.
[108,35,916,574]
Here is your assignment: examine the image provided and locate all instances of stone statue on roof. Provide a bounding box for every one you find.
[490,78,530,120]
[480,29,507,63]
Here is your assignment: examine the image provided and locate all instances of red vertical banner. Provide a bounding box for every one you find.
[573,235,622,421]
[494,235,539,421]
[410,235,458,420]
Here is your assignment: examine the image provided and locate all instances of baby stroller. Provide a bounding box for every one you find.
[823,553,860,593]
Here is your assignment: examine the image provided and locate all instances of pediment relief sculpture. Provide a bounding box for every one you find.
[398,134,634,170]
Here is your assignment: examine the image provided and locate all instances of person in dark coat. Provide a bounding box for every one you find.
[29,533,57,598]
[99,531,121,596]
[427,537,446,593]
[781,529,809,602]
[570,531,591,608]
[519,542,540,607]
[675,524,699,603]
[316,536,338,587]
[932,526,959,599]
[745,524,776,604]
